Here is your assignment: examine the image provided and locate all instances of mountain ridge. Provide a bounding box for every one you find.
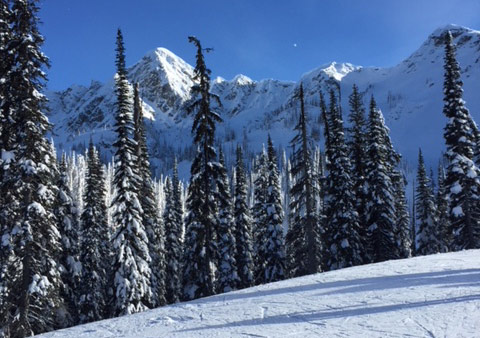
[46,24,480,177]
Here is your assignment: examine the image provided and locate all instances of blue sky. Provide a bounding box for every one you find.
[39,0,480,91]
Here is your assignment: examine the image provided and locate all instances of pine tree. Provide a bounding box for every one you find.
[79,141,111,323]
[182,36,222,300]
[55,153,82,327]
[436,164,450,251]
[415,149,442,255]
[262,136,286,283]
[233,145,255,289]
[286,84,322,277]
[163,160,183,304]
[216,149,239,292]
[110,29,152,316]
[442,31,480,250]
[324,90,362,270]
[346,84,369,260]
[252,148,268,284]
[0,1,64,335]
[365,96,397,263]
[392,171,412,258]
[133,82,165,307]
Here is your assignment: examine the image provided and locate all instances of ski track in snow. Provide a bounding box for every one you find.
[39,250,480,337]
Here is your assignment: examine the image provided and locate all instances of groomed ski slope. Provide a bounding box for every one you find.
[40,250,480,337]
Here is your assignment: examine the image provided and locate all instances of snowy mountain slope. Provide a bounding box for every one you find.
[39,250,480,337]
[46,24,480,176]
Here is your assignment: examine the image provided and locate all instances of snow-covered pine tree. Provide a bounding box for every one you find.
[55,153,82,327]
[182,36,222,300]
[252,147,268,285]
[436,164,450,251]
[216,149,239,292]
[261,135,286,283]
[0,0,16,331]
[323,90,362,270]
[79,141,111,323]
[163,160,184,304]
[233,145,255,289]
[2,1,64,335]
[110,29,152,316]
[442,31,480,250]
[286,84,323,277]
[365,96,397,263]
[415,149,442,255]
[346,84,369,260]
[133,82,165,307]
[391,170,412,258]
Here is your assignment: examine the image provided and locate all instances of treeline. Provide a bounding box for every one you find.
[1,0,480,337]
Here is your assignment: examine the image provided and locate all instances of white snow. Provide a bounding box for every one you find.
[39,250,480,338]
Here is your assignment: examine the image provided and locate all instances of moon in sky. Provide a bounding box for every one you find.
[293,43,297,47]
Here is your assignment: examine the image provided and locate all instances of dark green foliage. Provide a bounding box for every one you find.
[442,31,480,250]
[216,149,239,292]
[233,146,255,289]
[365,96,397,263]
[392,170,412,258]
[164,160,184,304]
[79,142,111,323]
[323,90,362,270]
[286,84,323,277]
[436,164,450,251]
[182,36,222,300]
[110,29,152,316]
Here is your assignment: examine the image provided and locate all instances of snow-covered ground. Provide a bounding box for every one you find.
[40,250,480,337]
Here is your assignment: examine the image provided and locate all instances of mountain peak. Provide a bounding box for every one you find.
[232,74,254,85]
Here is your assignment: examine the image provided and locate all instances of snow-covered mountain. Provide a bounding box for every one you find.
[38,250,480,337]
[46,24,480,177]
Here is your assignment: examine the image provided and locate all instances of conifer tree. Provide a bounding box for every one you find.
[182,36,222,300]
[55,154,82,326]
[365,96,397,263]
[346,84,369,259]
[442,31,480,250]
[216,149,239,292]
[252,148,268,284]
[286,84,322,277]
[324,90,362,270]
[133,82,165,307]
[436,164,450,251]
[415,149,442,255]
[233,145,255,289]
[110,29,152,316]
[79,141,111,323]
[1,1,64,335]
[262,136,286,282]
[163,160,183,304]
[392,171,412,258]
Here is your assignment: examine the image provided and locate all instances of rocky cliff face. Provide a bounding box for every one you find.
[46,24,480,177]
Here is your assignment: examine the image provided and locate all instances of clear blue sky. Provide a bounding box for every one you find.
[38,0,480,91]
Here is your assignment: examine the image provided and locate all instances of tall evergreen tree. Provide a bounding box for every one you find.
[163,161,184,304]
[262,136,286,283]
[365,96,397,263]
[79,141,111,323]
[392,171,412,258]
[216,149,239,292]
[1,1,64,335]
[324,90,362,270]
[233,145,255,289]
[442,31,480,250]
[346,84,369,260]
[286,84,322,277]
[415,149,442,255]
[133,82,165,307]
[436,164,450,251]
[55,154,82,327]
[110,29,152,316]
[252,148,268,284]
[182,36,222,300]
